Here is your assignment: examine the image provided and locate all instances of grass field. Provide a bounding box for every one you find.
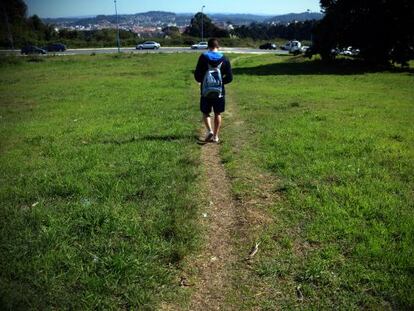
[0,54,202,309]
[0,53,413,310]
[223,55,414,309]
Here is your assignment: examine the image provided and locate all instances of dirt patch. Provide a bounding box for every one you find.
[187,139,239,310]
[188,94,285,310]
[162,61,284,309]
[160,123,245,311]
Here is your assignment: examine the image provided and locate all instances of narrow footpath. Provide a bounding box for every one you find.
[188,138,239,310]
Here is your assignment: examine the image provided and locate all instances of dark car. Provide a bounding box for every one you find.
[259,43,277,50]
[304,45,317,58]
[44,43,66,52]
[21,45,47,55]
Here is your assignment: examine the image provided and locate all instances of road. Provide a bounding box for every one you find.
[0,46,289,56]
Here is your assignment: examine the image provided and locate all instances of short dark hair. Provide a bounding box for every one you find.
[208,38,219,49]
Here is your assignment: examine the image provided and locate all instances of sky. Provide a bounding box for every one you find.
[25,0,321,18]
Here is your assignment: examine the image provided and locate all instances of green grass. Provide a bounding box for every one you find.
[0,53,202,309]
[222,55,414,309]
[1,53,413,310]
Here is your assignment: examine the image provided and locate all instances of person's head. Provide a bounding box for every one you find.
[208,38,219,51]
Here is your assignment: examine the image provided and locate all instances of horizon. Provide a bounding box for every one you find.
[26,0,321,19]
[41,10,322,20]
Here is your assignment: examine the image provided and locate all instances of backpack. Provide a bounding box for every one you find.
[202,62,223,98]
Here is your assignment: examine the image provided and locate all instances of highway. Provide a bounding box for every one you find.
[1,46,289,56]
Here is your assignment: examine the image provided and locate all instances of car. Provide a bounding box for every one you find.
[282,40,303,54]
[340,46,353,56]
[136,41,161,50]
[21,45,47,55]
[44,43,66,52]
[191,42,208,50]
[282,40,299,50]
[259,43,277,50]
[339,46,360,56]
[352,48,360,56]
[304,45,317,58]
[331,48,341,56]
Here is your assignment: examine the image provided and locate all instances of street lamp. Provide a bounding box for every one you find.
[114,0,121,52]
[307,9,313,44]
[201,5,206,42]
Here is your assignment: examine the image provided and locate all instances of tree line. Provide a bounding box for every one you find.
[183,13,315,41]
[232,21,315,41]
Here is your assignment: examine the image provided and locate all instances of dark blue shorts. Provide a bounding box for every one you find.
[200,96,225,114]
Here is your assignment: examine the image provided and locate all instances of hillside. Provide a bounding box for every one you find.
[43,11,323,27]
[265,12,324,23]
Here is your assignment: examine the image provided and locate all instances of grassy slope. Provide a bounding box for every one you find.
[0,53,201,309]
[1,53,413,310]
[222,55,414,309]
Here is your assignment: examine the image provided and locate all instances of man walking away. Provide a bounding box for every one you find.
[194,38,233,143]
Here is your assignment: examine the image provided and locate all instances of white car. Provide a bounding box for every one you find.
[340,46,353,56]
[340,46,360,56]
[283,40,302,53]
[136,41,161,50]
[191,42,208,49]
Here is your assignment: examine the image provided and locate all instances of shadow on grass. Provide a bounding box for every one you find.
[233,58,414,76]
[101,134,198,145]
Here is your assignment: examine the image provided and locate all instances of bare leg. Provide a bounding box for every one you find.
[203,113,213,133]
[214,113,222,138]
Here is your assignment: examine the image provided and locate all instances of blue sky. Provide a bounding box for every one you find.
[25,0,321,18]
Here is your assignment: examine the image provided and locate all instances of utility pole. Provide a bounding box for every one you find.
[201,5,205,42]
[307,9,313,44]
[114,0,121,52]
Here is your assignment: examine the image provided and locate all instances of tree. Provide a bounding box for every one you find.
[232,20,317,41]
[162,26,180,38]
[0,0,28,47]
[1,0,27,22]
[311,0,414,65]
[185,13,229,38]
[27,15,43,32]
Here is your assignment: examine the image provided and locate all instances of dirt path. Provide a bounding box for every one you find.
[163,56,275,310]
[187,61,273,309]
[187,137,239,310]
[188,91,276,309]
[161,103,278,310]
